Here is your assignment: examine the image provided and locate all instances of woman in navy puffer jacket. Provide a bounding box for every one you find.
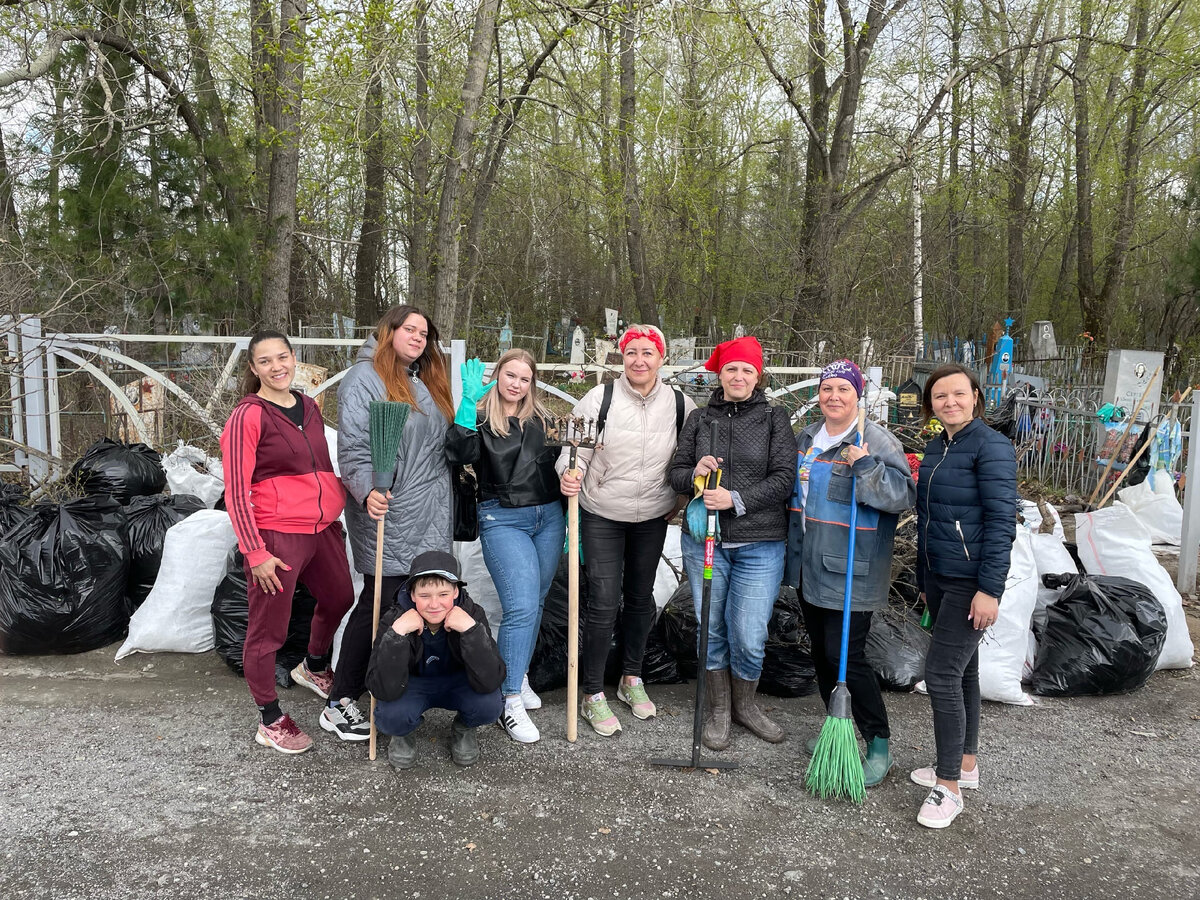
[911,363,1016,830]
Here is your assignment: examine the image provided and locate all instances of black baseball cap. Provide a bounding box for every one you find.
[406,550,466,588]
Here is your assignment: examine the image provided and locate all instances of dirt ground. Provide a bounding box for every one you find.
[3,599,1198,900]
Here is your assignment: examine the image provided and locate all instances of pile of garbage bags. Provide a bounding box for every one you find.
[1,439,206,656]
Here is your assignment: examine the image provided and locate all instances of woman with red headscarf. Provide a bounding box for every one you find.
[668,336,795,748]
[558,324,696,736]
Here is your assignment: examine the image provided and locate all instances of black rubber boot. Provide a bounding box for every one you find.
[450,717,479,767]
[702,669,732,751]
[387,733,417,770]
[731,677,784,743]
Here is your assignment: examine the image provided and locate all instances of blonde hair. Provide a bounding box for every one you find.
[372,305,455,422]
[480,349,552,438]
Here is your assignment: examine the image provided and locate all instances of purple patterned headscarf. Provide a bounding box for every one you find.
[820,359,864,397]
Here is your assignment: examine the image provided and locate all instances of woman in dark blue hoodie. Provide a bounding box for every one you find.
[912,363,1016,829]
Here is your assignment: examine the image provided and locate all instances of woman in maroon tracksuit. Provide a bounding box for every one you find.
[220,330,355,755]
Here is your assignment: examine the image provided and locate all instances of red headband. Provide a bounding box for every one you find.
[618,326,665,357]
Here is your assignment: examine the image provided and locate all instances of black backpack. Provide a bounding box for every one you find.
[595,381,686,440]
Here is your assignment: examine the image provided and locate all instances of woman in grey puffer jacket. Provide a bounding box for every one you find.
[320,305,457,742]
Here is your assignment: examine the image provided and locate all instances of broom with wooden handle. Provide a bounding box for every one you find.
[367,399,410,761]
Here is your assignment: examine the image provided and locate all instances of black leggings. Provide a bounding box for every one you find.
[800,599,890,743]
[579,509,668,695]
[923,574,984,781]
[330,573,408,702]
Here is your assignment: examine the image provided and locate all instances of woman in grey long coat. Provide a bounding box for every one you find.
[318,305,457,743]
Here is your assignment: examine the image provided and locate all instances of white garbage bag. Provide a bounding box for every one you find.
[1117,471,1183,546]
[1017,499,1064,539]
[162,442,224,508]
[115,510,237,659]
[1075,503,1195,669]
[979,530,1038,705]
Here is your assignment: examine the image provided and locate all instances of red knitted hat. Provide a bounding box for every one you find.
[705,336,763,374]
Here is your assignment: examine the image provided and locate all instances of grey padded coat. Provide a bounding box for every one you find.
[337,337,452,576]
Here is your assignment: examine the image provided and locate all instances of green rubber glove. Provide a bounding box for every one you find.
[455,358,495,431]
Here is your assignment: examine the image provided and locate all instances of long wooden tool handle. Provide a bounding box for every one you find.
[567,486,580,743]
[1097,434,1155,509]
[1088,365,1161,507]
[368,515,385,761]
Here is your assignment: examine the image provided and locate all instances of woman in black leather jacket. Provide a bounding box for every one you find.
[445,349,564,744]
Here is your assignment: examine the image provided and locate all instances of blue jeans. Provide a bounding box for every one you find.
[374,672,503,736]
[680,535,786,681]
[478,498,565,695]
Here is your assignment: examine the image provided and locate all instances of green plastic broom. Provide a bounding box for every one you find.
[806,407,867,803]
[368,399,410,761]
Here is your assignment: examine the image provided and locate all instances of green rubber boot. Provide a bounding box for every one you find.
[862,736,893,788]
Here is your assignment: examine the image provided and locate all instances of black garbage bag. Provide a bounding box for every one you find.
[125,494,206,608]
[660,580,816,696]
[0,497,130,655]
[0,483,31,536]
[211,552,320,687]
[866,607,931,690]
[527,556,683,692]
[759,587,817,698]
[1030,573,1167,696]
[70,437,166,503]
[990,384,1036,441]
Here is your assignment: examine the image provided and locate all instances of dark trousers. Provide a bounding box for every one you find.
[329,572,409,702]
[374,672,503,737]
[580,508,668,695]
[800,598,890,743]
[243,524,355,707]
[923,574,984,781]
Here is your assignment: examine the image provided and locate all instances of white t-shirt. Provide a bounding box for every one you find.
[798,422,857,527]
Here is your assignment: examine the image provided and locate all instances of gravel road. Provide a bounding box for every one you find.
[2,624,1198,900]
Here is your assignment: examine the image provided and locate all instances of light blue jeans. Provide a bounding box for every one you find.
[680,535,786,681]
[478,498,565,695]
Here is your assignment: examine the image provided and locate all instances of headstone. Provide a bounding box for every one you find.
[594,338,618,364]
[860,331,875,365]
[498,324,513,354]
[604,308,619,336]
[733,324,745,339]
[1102,349,1164,422]
[894,377,922,428]
[668,336,695,361]
[569,326,586,365]
[1028,321,1057,359]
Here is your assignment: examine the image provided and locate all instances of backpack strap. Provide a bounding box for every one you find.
[595,380,615,439]
[674,388,685,436]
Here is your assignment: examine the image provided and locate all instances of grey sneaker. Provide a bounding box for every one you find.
[320,698,370,742]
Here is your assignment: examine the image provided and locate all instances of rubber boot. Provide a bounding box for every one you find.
[863,736,893,787]
[702,669,732,751]
[450,717,479,767]
[387,733,417,770]
[730,677,784,743]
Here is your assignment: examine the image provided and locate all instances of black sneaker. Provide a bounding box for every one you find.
[450,718,479,767]
[320,698,371,742]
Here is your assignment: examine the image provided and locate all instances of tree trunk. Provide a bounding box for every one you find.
[430,0,502,338]
[0,128,19,239]
[947,0,964,323]
[600,11,621,314]
[617,1,660,327]
[354,0,387,325]
[250,0,275,218]
[1073,0,1099,337]
[259,0,308,329]
[406,0,431,309]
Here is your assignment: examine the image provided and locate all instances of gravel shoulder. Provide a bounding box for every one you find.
[3,634,1198,900]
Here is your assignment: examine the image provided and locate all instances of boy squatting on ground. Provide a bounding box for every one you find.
[365,550,505,769]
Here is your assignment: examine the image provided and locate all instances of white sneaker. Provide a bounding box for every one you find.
[520,675,542,710]
[500,698,540,743]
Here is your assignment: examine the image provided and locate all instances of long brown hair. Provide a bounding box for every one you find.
[240,330,293,396]
[480,349,552,438]
[921,362,987,422]
[372,306,455,421]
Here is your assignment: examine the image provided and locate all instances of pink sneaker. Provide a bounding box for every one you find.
[291,660,334,700]
[255,714,314,754]
[910,764,979,789]
[917,785,964,829]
